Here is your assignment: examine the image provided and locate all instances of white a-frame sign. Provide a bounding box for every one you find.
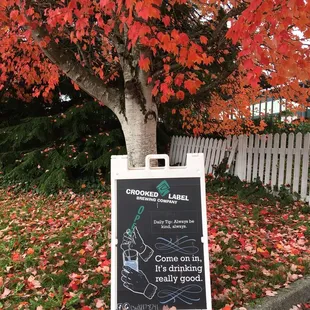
[111,154,212,310]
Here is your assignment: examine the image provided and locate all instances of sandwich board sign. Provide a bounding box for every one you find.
[111,154,212,310]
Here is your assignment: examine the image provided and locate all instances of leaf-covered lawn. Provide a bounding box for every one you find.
[0,190,111,309]
[0,190,310,309]
[207,194,310,308]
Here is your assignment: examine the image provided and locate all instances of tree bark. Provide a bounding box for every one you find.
[120,71,158,167]
[32,27,158,167]
[121,99,157,167]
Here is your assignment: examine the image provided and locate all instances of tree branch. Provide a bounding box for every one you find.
[209,4,247,46]
[31,26,123,119]
[196,63,239,96]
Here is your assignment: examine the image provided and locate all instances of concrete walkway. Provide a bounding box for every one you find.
[247,276,310,310]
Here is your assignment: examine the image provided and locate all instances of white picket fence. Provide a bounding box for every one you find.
[169,133,310,202]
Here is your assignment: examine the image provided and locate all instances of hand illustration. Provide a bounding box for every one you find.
[121,226,154,262]
[121,266,157,300]
[120,229,132,252]
[131,226,147,252]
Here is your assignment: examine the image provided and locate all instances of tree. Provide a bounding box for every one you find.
[0,79,125,193]
[0,0,309,166]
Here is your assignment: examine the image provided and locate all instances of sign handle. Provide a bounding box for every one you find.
[145,154,170,169]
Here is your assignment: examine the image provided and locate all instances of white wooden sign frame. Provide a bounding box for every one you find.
[111,153,212,310]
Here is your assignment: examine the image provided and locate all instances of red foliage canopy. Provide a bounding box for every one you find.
[0,0,309,134]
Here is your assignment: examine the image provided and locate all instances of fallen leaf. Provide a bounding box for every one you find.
[265,290,277,296]
[0,288,11,299]
[55,260,65,267]
[95,299,104,308]
[288,273,299,281]
[27,275,41,288]
[11,252,21,262]
[26,248,34,255]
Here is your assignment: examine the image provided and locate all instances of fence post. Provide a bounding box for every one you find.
[293,132,302,194]
[301,133,310,199]
[226,135,238,174]
[235,135,247,181]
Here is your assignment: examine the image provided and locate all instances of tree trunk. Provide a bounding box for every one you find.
[121,97,157,167]
[33,26,158,167]
[113,67,158,168]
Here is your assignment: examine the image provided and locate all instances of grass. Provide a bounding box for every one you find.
[0,190,111,309]
[0,189,309,309]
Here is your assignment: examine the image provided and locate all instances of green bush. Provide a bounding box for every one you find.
[206,174,301,206]
[0,101,126,194]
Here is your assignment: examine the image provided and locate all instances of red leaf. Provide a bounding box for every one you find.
[79,257,86,265]
[174,73,184,87]
[76,17,89,30]
[184,80,202,94]
[26,8,35,16]
[100,0,109,7]
[73,82,80,91]
[69,281,79,291]
[278,43,289,54]
[257,247,270,258]
[179,33,189,45]
[26,248,34,255]
[135,2,160,20]
[152,84,159,96]
[282,214,289,220]
[254,34,263,44]
[164,64,170,72]
[160,94,169,103]
[162,15,170,27]
[12,252,21,262]
[9,10,19,20]
[200,35,208,44]
[244,58,254,70]
[27,275,41,289]
[176,90,185,100]
[138,54,150,71]
[160,82,169,93]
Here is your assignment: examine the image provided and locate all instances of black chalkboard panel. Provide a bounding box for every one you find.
[116,178,207,310]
